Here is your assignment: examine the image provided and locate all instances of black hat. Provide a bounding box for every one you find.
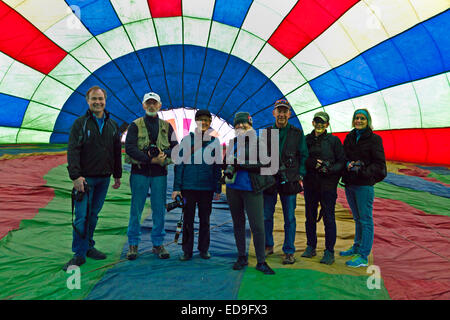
[195,109,212,119]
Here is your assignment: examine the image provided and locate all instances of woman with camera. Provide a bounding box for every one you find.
[302,112,345,265]
[225,112,276,275]
[172,109,222,261]
[341,109,387,267]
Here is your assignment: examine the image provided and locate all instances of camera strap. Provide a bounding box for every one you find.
[71,186,91,239]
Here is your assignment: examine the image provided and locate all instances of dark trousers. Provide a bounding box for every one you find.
[303,185,337,253]
[181,190,214,255]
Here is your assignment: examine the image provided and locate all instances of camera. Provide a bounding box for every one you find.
[220,165,235,184]
[317,160,331,174]
[144,144,160,158]
[278,164,289,185]
[166,194,184,212]
[349,160,364,174]
[72,182,89,202]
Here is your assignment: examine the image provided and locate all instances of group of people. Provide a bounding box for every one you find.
[63,86,387,275]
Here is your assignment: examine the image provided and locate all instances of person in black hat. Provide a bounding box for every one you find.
[172,109,222,260]
[301,111,345,265]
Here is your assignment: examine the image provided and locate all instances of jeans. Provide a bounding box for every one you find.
[303,186,337,253]
[127,174,167,247]
[345,184,374,259]
[263,193,297,254]
[72,176,110,258]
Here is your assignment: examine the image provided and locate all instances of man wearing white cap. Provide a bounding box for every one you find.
[124,92,178,260]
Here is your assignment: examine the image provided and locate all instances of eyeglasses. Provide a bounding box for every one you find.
[354,116,367,121]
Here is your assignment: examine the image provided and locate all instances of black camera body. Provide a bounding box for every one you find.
[166,195,184,212]
[317,160,331,174]
[220,165,235,184]
[72,183,90,202]
[349,160,365,173]
[144,144,160,158]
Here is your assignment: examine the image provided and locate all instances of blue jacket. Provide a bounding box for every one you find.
[173,131,222,193]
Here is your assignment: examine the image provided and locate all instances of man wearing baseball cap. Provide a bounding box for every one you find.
[301,111,345,265]
[263,99,308,265]
[124,92,178,260]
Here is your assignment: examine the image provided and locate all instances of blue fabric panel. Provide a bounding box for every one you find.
[384,172,450,198]
[336,56,379,97]
[183,46,205,107]
[65,0,122,36]
[310,70,349,106]
[161,46,183,107]
[0,94,28,127]
[213,0,253,28]
[114,53,152,100]
[423,10,450,71]
[49,132,69,144]
[60,91,87,116]
[51,110,80,134]
[86,168,250,300]
[183,73,201,107]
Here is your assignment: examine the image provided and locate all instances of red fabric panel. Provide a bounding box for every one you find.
[268,0,359,59]
[0,154,67,240]
[147,0,182,18]
[333,128,450,165]
[336,189,450,300]
[0,2,67,74]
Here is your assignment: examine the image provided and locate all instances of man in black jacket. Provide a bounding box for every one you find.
[64,86,122,271]
[301,112,345,265]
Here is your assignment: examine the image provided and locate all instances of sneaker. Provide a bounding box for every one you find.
[199,251,211,259]
[282,253,296,265]
[339,247,357,257]
[256,262,275,275]
[345,254,368,268]
[62,255,85,271]
[126,245,138,260]
[301,246,316,258]
[86,248,107,260]
[232,255,248,270]
[265,246,274,257]
[152,245,170,259]
[320,250,335,265]
[179,252,192,261]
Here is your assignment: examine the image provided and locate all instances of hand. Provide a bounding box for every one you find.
[213,193,221,201]
[151,151,167,166]
[298,179,303,189]
[347,161,355,171]
[315,159,323,169]
[172,191,182,200]
[112,178,121,189]
[73,177,86,192]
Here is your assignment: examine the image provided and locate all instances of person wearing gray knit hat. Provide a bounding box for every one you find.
[233,112,253,127]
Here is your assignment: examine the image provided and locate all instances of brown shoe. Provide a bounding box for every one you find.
[282,253,296,265]
[265,246,274,257]
[127,245,138,260]
[152,245,170,259]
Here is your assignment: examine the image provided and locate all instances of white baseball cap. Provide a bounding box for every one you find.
[142,92,161,104]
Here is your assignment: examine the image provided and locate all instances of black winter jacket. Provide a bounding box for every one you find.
[67,110,122,181]
[304,130,345,191]
[342,128,387,186]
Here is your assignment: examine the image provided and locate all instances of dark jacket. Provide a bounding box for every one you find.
[225,131,276,194]
[342,128,387,186]
[173,131,222,193]
[125,115,178,177]
[304,130,345,191]
[67,109,122,181]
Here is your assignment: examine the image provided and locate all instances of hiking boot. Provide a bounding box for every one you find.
[152,245,170,259]
[199,251,211,259]
[62,255,85,271]
[232,255,248,270]
[126,245,138,260]
[320,250,335,265]
[179,252,192,261]
[339,247,357,257]
[86,248,107,260]
[265,246,274,257]
[256,262,275,275]
[345,254,368,268]
[282,253,296,265]
[301,246,316,258]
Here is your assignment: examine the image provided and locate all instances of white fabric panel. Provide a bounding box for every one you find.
[31,76,73,110]
[381,83,420,129]
[208,21,239,53]
[409,0,450,21]
[182,0,215,19]
[21,102,60,131]
[231,30,265,64]
[415,72,450,128]
[0,52,14,83]
[351,91,391,130]
[154,17,183,46]
[96,27,135,60]
[252,44,288,79]
[16,128,51,143]
[0,61,44,100]
[70,38,111,73]
[44,14,92,52]
[271,61,306,96]
[124,19,159,51]
[48,54,91,90]
[242,0,297,41]
[286,84,322,115]
[183,17,211,47]
[0,126,19,143]
[323,100,357,133]
[292,43,331,81]
[110,0,151,24]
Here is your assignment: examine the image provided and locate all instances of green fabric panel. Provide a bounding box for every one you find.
[427,172,450,185]
[237,268,391,300]
[0,163,144,300]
